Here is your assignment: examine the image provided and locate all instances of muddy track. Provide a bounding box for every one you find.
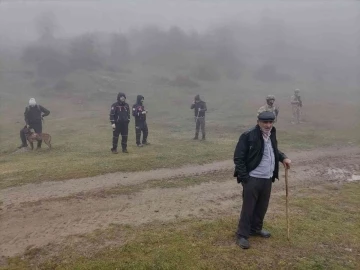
[0,147,359,257]
[1,146,359,207]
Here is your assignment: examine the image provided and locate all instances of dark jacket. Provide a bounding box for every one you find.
[24,105,50,125]
[110,101,130,124]
[233,125,287,183]
[132,95,146,122]
[191,100,207,117]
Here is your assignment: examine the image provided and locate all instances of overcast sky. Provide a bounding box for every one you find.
[0,1,358,43]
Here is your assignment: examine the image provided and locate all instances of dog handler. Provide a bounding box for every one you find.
[19,98,50,149]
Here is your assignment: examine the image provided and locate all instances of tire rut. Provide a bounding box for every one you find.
[1,146,358,207]
[0,147,359,257]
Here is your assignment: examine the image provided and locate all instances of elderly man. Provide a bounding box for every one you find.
[257,95,279,122]
[233,111,291,249]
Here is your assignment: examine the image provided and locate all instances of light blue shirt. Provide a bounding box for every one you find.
[249,138,275,179]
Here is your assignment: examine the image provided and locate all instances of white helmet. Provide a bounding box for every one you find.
[29,98,36,107]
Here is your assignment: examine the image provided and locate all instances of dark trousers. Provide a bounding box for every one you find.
[20,121,42,147]
[237,177,272,239]
[195,117,205,138]
[112,122,129,150]
[135,121,148,145]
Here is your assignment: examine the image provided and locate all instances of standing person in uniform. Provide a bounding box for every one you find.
[257,95,279,122]
[19,98,50,149]
[233,111,291,249]
[191,94,207,140]
[110,92,130,154]
[132,95,149,147]
[291,89,302,124]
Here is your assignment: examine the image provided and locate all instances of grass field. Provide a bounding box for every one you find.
[1,71,359,189]
[1,52,360,270]
[2,181,359,270]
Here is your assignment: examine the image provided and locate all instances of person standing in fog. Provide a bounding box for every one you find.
[110,92,130,154]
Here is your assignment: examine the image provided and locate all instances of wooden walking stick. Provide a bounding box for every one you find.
[285,167,290,241]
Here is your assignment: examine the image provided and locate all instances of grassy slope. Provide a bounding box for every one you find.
[1,66,359,189]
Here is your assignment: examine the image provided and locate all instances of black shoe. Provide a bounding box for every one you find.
[236,237,250,249]
[122,149,129,153]
[193,137,198,140]
[201,137,206,141]
[250,230,271,238]
[142,142,150,145]
[111,148,118,154]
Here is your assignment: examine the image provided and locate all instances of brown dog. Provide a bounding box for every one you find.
[23,127,52,150]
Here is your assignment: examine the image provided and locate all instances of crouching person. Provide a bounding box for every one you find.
[19,98,50,149]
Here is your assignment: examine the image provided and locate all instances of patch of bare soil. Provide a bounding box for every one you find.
[0,146,359,257]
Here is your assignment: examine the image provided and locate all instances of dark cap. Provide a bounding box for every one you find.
[194,94,200,100]
[258,111,275,121]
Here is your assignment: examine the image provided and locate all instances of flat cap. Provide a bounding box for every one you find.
[258,111,275,121]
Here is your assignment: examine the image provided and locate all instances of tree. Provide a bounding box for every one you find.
[35,11,58,43]
[69,33,103,71]
[109,33,131,66]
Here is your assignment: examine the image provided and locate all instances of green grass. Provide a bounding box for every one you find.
[1,65,359,189]
[1,94,359,190]
[2,182,359,270]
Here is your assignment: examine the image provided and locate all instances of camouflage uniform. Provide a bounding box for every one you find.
[257,95,279,122]
[290,90,302,124]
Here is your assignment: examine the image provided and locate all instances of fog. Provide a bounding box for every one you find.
[0,0,359,102]
[1,1,359,45]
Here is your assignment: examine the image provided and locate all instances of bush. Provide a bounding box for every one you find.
[168,75,200,88]
[191,64,221,82]
[22,45,69,79]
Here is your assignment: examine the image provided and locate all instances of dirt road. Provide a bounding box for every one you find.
[1,146,359,257]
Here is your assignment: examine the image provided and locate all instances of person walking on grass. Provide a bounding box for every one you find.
[233,111,291,249]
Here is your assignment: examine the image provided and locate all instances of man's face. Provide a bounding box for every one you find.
[195,99,199,103]
[141,98,144,104]
[119,96,125,102]
[258,120,274,132]
[267,99,274,106]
